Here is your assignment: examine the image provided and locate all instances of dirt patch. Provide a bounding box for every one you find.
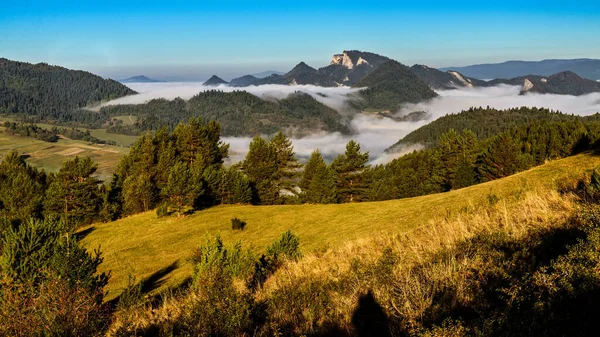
[57,147,85,156]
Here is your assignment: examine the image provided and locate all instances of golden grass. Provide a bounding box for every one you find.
[80,152,600,300]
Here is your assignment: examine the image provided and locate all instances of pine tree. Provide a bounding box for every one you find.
[43,157,101,227]
[300,150,326,191]
[219,168,252,204]
[162,161,203,216]
[122,172,156,213]
[332,140,370,203]
[269,132,301,198]
[242,136,278,205]
[305,167,338,204]
[0,150,46,221]
[476,133,523,182]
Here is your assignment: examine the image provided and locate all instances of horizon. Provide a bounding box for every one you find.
[2,1,600,80]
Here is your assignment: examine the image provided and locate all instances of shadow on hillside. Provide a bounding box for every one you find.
[74,226,95,241]
[310,290,395,337]
[140,261,179,294]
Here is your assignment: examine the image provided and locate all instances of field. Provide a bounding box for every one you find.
[0,117,140,147]
[0,129,129,181]
[80,152,600,300]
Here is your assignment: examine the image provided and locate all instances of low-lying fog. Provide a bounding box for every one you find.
[110,82,600,165]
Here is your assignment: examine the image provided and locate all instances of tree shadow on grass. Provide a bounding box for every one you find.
[140,261,179,294]
[74,226,96,241]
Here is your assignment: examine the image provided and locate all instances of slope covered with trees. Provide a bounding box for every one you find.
[0,58,136,121]
[389,106,600,150]
[352,60,438,111]
[101,90,351,136]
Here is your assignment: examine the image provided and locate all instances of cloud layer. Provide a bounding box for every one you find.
[108,83,600,165]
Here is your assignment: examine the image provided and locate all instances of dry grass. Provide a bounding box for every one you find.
[80,152,600,300]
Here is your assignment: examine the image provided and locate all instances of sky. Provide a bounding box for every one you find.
[2,1,600,80]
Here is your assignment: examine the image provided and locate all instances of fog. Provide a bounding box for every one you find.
[107,82,600,165]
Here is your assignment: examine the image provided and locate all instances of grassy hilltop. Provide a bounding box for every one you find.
[81,152,600,299]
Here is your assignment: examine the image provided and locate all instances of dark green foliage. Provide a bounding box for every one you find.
[3,121,58,142]
[332,140,370,202]
[242,136,279,205]
[0,150,46,221]
[0,57,135,123]
[270,132,302,198]
[266,230,302,261]
[231,218,246,231]
[353,60,438,112]
[190,236,254,278]
[301,150,339,203]
[476,133,524,182]
[43,156,102,227]
[162,161,203,216]
[219,167,253,204]
[156,202,169,218]
[101,90,350,137]
[389,106,600,151]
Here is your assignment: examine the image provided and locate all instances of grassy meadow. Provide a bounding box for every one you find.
[80,152,600,300]
[0,127,130,181]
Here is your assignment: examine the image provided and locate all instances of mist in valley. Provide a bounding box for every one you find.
[108,82,600,165]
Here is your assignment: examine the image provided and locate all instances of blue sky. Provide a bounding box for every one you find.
[1,1,600,80]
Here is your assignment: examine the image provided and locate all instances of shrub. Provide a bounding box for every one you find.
[231,217,246,230]
[156,203,169,217]
[190,236,254,279]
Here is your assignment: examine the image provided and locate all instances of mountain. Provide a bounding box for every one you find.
[100,90,350,137]
[387,106,600,152]
[0,58,136,122]
[252,70,285,78]
[229,75,259,87]
[320,50,392,86]
[352,60,438,111]
[441,59,600,80]
[490,71,600,96]
[203,75,228,86]
[409,65,488,90]
[120,75,164,83]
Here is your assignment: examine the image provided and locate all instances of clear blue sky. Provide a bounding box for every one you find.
[1,0,599,80]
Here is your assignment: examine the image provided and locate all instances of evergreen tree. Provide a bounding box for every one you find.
[476,133,523,182]
[219,168,252,204]
[332,140,370,202]
[305,167,338,204]
[269,132,301,198]
[300,149,325,191]
[43,157,101,227]
[162,161,203,216]
[122,172,156,213]
[438,129,478,190]
[0,150,46,221]
[242,136,278,205]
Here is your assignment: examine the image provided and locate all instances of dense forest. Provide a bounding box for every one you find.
[101,90,351,136]
[352,60,438,112]
[389,106,600,150]
[0,58,136,122]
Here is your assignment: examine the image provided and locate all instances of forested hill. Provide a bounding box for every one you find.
[388,106,600,151]
[101,90,351,136]
[0,58,136,120]
[352,60,438,112]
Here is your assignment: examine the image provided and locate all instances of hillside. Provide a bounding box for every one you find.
[100,90,350,136]
[0,58,136,121]
[352,60,438,111]
[388,106,600,151]
[229,74,259,87]
[489,71,600,95]
[80,152,600,299]
[441,58,600,80]
[119,75,164,83]
[409,64,488,90]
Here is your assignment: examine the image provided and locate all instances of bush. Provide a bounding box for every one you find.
[190,236,254,279]
[156,203,169,217]
[231,217,246,230]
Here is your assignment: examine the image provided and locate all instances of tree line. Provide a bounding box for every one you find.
[3,121,116,145]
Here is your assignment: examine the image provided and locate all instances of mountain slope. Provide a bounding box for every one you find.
[409,64,488,90]
[489,71,600,95]
[120,75,164,83]
[441,58,600,80]
[229,75,259,87]
[0,58,136,120]
[203,75,228,86]
[387,106,600,151]
[352,60,438,111]
[81,152,600,298]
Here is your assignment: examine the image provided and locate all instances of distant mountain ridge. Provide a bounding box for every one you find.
[441,59,600,81]
[120,75,165,83]
[203,75,228,86]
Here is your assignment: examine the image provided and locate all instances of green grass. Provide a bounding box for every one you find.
[0,117,139,147]
[80,152,600,300]
[0,130,129,182]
